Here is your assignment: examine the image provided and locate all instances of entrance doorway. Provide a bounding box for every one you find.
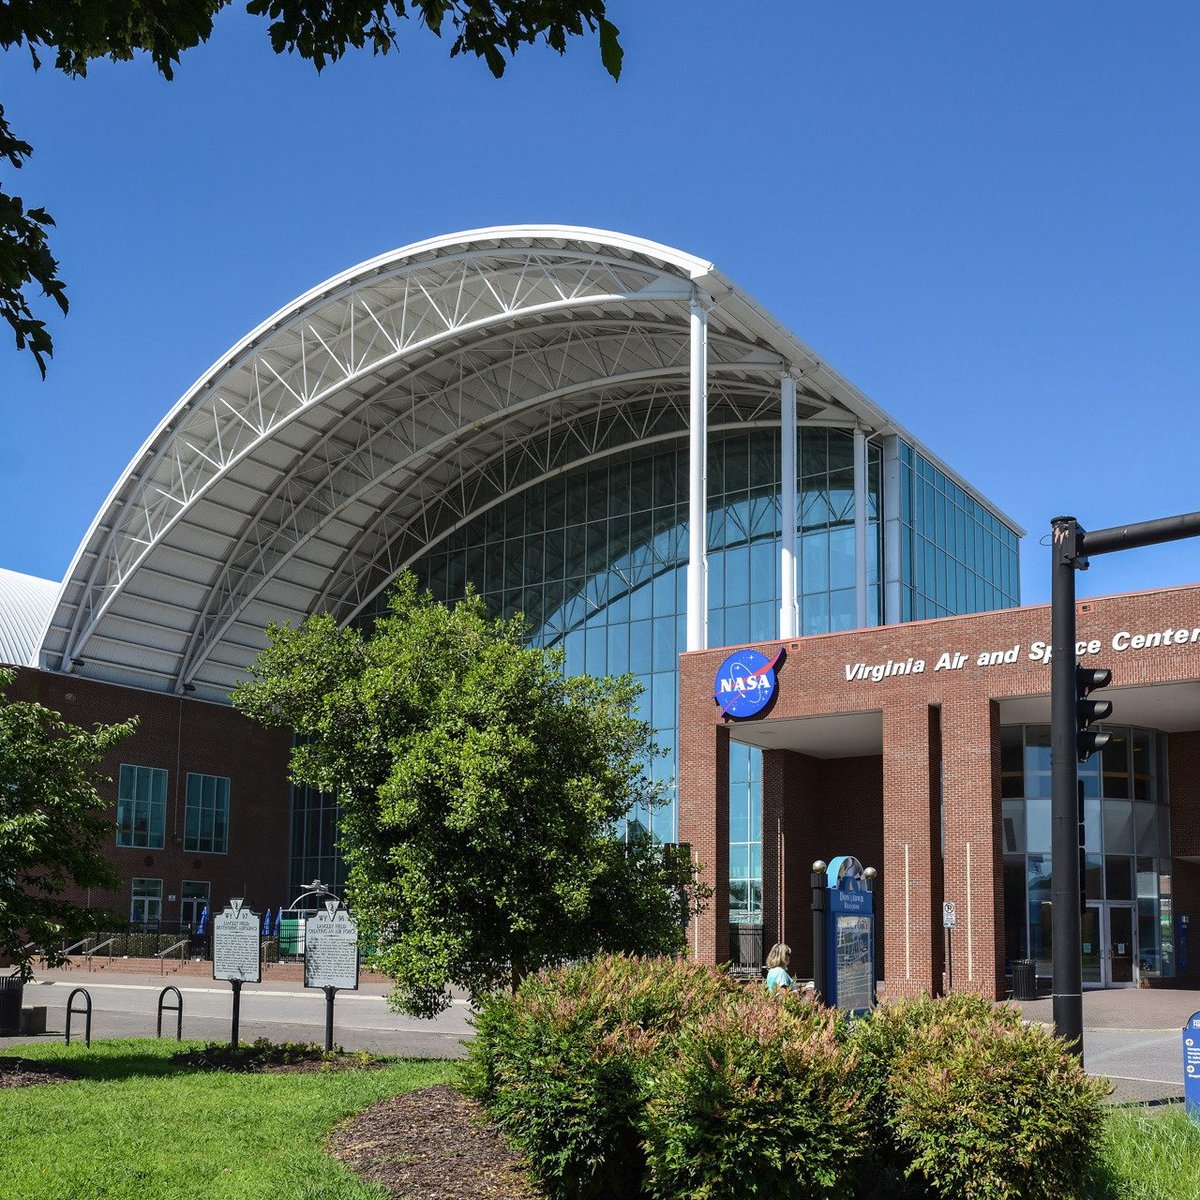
[1082,903,1137,988]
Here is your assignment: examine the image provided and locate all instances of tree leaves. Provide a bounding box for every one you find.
[0,667,135,977]
[0,1,623,377]
[234,573,703,1018]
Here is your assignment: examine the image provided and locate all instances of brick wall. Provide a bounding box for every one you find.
[9,667,292,923]
[680,583,1200,999]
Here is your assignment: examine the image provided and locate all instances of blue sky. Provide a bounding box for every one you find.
[0,2,1197,606]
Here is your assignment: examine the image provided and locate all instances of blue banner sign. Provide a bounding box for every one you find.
[713,647,785,720]
[1185,1010,1200,1118]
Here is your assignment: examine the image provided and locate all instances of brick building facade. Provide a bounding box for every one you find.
[679,583,1200,998]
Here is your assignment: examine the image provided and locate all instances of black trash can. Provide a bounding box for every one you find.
[0,974,24,1035]
[1011,959,1037,1002]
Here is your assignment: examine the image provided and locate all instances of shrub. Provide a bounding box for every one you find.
[640,992,866,1200]
[848,992,1024,1197]
[460,954,742,1200]
[885,1010,1108,1200]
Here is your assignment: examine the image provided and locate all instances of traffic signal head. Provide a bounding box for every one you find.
[1076,665,1113,762]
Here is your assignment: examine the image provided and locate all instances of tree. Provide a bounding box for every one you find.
[232,574,706,1017]
[0,1,623,377]
[0,668,134,978]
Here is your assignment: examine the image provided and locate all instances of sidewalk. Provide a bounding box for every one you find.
[1012,986,1200,1105]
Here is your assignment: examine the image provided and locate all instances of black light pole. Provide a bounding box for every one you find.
[1050,516,1084,1053]
[811,860,828,1001]
[1048,508,1200,1062]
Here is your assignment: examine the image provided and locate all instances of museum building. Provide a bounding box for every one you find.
[3,227,1193,993]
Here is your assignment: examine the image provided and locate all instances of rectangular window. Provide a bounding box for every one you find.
[181,880,210,929]
[131,878,162,926]
[185,773,231,854]
[117,765,167,849]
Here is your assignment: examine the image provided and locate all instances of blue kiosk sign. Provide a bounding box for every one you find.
[1184,1010,1200,1118]
[824,855,876,1017]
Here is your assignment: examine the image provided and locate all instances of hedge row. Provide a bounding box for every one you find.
[460,954,1107,1200]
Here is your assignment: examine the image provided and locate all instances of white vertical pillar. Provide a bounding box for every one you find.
[854,426,870,628]
[686,290,709,652]
[881,435,903,624]
[778,373,799,639]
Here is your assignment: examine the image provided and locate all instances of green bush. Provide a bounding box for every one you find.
[460,953,742,1200]
[848,992,1023,1197]
[640,992,865,1200]
[884,1007,1108,1199]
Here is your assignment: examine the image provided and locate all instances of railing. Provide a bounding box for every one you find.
[82,938,116,971]
[153,939,191,975]
[60,937,94,959]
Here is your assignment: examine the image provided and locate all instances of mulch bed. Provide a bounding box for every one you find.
[0,1057,82,1089]
[329,1083,547,1200]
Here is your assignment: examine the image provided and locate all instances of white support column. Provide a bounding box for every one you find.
[854,426,870,628]
[778,373,799,639]
[881,435,903,624]
[686,290,710,652]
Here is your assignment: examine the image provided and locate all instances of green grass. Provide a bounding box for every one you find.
[1087,1105,1200,1200]
[1,1039,456,1200]
[5,1041,1200,1200]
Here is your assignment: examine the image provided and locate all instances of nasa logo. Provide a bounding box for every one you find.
[713,646,786,720]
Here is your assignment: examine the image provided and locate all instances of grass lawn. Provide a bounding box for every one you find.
[1,1039,456,1200]
[1088,1104,1200,1200]
[5,1040,1200,1199]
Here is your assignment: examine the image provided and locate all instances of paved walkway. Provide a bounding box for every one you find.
[1013,986,1200,1105]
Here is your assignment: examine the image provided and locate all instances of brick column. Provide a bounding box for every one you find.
[678,717,730,965]
[941,698,1004,999]
[881,702,939,998]
[762,749,821,972]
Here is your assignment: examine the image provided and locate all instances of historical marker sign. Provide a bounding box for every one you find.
[1184,1010,1200,1119]
[213,899,262,984]
[304,902,360,991]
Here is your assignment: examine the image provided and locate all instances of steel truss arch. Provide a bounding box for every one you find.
[39,225,1000,700]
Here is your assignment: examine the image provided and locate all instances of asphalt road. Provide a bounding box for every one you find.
[5,974,1197,1105]
[3,972,473,1058]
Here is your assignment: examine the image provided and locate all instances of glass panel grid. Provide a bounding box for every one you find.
[117,764,167,849]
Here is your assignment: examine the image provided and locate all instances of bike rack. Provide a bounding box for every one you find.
[157,986,183,1040]
[65,987,92,1047]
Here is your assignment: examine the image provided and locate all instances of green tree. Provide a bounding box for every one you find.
[0,667,134,978]
[0,1,623,377]
[233,574,706,1017]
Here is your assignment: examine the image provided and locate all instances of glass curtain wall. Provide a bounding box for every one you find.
[291,427,1018,927]
[1001,724,1173,979]
[896,443,1020,621]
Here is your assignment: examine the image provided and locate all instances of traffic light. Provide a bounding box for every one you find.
[1076,665,1113,762]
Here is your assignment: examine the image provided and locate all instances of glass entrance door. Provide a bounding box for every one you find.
[1107,904,1137,986]
[1083,902,1138,988]
[1082,905,1102,987]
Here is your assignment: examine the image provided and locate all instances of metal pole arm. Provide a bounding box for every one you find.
[1082,510,1200,557]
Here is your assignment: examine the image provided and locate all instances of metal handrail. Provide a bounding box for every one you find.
[154,938,190,976]
[60,938,93,958]
[82,938,116,971]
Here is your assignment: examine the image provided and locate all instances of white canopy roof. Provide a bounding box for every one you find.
[0,567,58,669]
[36,226,1019,702]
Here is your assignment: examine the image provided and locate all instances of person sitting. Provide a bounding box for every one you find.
[765,942,793,993]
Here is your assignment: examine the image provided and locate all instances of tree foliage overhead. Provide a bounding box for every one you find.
[232,575,705,1017]
[0,1,622,377]
[0,667,134,978]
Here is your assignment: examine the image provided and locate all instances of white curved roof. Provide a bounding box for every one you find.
[0,567,58,668]
[37,225,1019,702]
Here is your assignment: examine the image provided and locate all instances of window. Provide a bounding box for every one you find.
[185,773,230,854]
[181,880,209,929]
[117,765,167,849]
[131,878,162,926]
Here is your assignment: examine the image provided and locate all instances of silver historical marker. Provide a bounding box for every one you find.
[304,901,360,991]
[213,899,262,984]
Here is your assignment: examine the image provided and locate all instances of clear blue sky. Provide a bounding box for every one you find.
[1,2,1197,606]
